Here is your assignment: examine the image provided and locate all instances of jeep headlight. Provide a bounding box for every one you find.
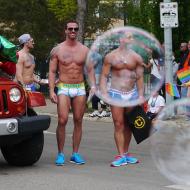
[9,88,21,102]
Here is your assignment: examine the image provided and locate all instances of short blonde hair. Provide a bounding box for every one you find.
[124,32,134,40]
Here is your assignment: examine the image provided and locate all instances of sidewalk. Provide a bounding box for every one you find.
[34,98,112,123]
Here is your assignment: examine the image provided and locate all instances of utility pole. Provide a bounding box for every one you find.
[161,0,177,105]
[160,0,178,118]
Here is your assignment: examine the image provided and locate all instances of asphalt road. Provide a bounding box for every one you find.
[0,116,188,190]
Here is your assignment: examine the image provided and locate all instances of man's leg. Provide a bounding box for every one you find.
[57,95,70,153]
[123,107,138,164]
[123,124,132,153]
[70,95,86,164]
[110,106,127,167]
[123,107,133,152]
[71,95,86,152]
[55,94,70,165]
[111,106,125,155]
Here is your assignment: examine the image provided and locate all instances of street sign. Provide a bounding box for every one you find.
[160,2,178,28]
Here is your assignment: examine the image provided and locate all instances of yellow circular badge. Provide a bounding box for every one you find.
[134,116,145,129]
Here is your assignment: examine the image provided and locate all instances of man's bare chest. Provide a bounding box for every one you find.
[111,56,137,70]
[58,50,86,65]
[24,54,35,68]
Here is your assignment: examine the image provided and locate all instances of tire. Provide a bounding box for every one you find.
[1,132,44,166]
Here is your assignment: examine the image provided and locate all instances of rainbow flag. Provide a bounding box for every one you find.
[166,83,180,98]
[177,67,190,83]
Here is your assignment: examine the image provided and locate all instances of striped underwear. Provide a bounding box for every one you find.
[56,82,86,98]
[108,88,138,101]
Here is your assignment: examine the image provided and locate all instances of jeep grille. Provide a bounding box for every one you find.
[2,90,8,112]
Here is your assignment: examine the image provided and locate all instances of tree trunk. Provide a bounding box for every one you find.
[76,0,87,43]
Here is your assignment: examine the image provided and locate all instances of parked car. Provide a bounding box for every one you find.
[0,76,51,166]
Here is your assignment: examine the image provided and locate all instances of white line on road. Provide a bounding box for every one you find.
[44,130,72,137]
[166,185,190,190]
[44,131,56,135]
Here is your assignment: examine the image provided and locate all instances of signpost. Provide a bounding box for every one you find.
[160,2,178,28]
[160,1,178,106]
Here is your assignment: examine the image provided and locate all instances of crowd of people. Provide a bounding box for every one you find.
[176,41,190,119]
[1,20,190,167]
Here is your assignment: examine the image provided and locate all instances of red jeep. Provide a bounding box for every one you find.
[0,74,50,166]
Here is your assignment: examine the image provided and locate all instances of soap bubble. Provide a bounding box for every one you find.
[86,26,164,107]
[150,98,190,185]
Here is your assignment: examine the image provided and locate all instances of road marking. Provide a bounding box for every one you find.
[44,131,56,135]
[166,185,190,190]
[37,112,112,122]
[44,130,72,137]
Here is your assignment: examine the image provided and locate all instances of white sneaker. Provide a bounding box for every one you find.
[89,110,100,117]
[106,111,111,117]
[98,111,109,118]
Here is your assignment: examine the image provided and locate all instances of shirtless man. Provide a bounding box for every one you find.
[49,20,89,166]
[16,34,41,91]
[100,32,144,167]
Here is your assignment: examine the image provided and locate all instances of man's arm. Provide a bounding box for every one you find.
[86,51,98,94]
[48,48,58,103]
[136,57,145,101]
[16,54,24,85]
[99,55,111,96]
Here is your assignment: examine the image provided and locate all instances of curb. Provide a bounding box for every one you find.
[37,112,113,123]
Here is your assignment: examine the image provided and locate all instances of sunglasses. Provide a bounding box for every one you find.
[67,27,79,32]
[27,39,34,44]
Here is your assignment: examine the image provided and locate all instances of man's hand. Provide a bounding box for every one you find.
[39,79,49,85]
[87,86,96,103]
[138,95,146,105]
[183,81,190,87]
[50,91,57,104]
[89,85,96,95]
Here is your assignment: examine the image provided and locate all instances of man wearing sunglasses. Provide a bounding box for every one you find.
[49,20,89,166]
[16,34,42,91]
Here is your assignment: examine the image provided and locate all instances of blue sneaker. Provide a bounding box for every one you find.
[55,153,65,166]
[125,153,139,164]
[70,152,86,165]
[111,155,127,167]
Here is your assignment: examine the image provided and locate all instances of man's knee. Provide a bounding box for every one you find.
[58,117,68,127]
[113,120,125,132]
[73,116,83,126]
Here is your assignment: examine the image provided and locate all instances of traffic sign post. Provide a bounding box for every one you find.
[160,2,178,28]
[160,1,178,107]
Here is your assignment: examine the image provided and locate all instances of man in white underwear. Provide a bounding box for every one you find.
[100,32,145,167]
[49,20,89,166]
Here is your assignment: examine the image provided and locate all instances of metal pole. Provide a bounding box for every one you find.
[163,0,173,106]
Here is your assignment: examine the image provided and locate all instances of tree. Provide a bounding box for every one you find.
[47,0,77,21]
[0,0,64,75]
[76,0,87,42]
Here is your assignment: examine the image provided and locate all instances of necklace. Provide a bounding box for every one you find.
[151,97,158,107]
[121,55,128,64]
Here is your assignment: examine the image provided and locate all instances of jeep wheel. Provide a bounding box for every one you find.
[1,132,44,166]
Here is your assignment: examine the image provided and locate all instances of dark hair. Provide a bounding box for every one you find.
[20,44,24,48]
[65,20,79,29]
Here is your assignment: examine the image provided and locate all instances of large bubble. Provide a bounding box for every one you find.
[86,26,164,107]
[150,98,190,185]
